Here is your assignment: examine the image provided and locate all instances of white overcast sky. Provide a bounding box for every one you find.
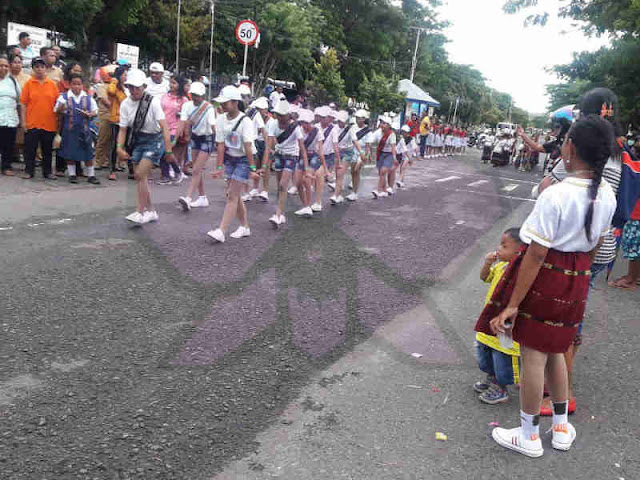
[435,0,609,113]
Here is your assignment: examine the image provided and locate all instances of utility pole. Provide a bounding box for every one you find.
[208,0,215,99]
[176,0,181,73]
[409,26,428,83]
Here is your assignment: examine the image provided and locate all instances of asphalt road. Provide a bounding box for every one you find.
[1,150,638,480]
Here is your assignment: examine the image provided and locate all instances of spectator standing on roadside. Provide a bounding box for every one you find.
[9,54,29,88]
[19,57,59,179]
[17,33,36,72]
[50,45,66,70]
[0,55,24,176]
[419,112,431,157]
[145,63,170,98]
[41,47,63,84]
[93,68,113,170]
[107,66,129,181]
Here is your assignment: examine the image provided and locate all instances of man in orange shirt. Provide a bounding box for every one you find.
[19,57,59,179]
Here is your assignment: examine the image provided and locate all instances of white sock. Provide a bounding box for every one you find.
[87,166,95,177]
[67,164,76,176]
[520,410,540,439]
[199,195,207,200]
[552,400,569,427]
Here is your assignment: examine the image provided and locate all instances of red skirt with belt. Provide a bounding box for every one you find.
[474,247,591,353]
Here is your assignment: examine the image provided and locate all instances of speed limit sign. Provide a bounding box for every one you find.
[235,20,259,46]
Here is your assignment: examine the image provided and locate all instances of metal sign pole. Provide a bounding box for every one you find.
[176,0,181,73]
[208,0,215,99]
[242,43,249,77]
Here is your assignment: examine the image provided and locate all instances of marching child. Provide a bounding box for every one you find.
[474,228,523,404]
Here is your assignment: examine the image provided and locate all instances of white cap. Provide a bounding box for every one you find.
[401,125,411,133]
[238,84,251,96]
[253,97,269,110]
[336,110,349,123]
[379,116,392,126]
[355,109,369,119]
[189,82,206,97]
[313,106,322,116]
[298,109,314,124]
[124,69,147,88]
[317,106,334,118]
[290,103,301,113]
[214,85,242,103]
[272,100,290,116]
[149,62,164,73]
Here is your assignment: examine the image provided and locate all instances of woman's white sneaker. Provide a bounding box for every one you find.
[249,188,259,197]
[551,423,576,451]
[241,193,252,202]
[288,186,298,195]
[346,193,358,201]
[143,210,159,223]
[491,426,543,458]
[178,196,192,211]
[190,196,209,208]
[269,214,281,228]
[206,228,225,243]
[258,191,269,202]
[311,203,323,212]
[125,211,145,224]
[295,206,313,217]
[230,226,251,239]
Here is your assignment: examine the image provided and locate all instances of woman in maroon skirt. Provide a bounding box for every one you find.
[475,114,617,458]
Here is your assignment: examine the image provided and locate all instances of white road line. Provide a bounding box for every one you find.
[435,176,461,183]
[0,226,13,231]
[501,184,519,192]
[454,188,535,202]
[467,180,489,187]
[423,167,538,185]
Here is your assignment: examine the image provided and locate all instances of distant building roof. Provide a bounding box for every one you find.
[398,79,440,107]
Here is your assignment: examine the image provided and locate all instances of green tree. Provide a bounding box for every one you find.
[358,71,405,117]
[306,48,347,106]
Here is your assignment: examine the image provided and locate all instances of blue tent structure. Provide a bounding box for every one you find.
[398,79,440,126]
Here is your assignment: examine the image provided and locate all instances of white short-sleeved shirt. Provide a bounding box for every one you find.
[318,123,339,156]
[520,177,617,252]
[215,113,255,157]
[119,95,166,134]
[303,126,324,155]
[145,78,170,98]
[180,101,216,137]
[267,120,304,156]
[338,125,359,150]
[249,110,266,141]
[0,76,21,127]
[355,126,373,145]
[54,90,98,115]
[370,129,397,153]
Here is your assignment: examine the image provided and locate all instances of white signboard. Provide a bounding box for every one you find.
[116,43,140,69]
[7,22,48,49]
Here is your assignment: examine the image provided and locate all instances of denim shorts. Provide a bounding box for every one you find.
[341,149,359,164]
[224,154,250,183]
[191,134,214,153]
[130,133,164,166]
[324,153,335,170]
[308,153,322,171]
[273,153,298,172]
[377,152,394,170]
[255,140,266,168]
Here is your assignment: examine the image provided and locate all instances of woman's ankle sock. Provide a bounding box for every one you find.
[552,400,568,426]
[520,410,540,439]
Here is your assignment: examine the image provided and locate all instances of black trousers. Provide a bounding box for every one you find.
[0,126,17,172]
[110,123,120,173]
[24,129,55,177]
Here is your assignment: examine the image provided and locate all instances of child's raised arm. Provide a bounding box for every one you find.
[480,251,498,282]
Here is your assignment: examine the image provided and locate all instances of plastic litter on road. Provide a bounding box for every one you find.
[435,432,448,441]
[411,353,423,358]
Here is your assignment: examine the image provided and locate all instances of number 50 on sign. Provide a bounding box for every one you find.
[235,20,259,46]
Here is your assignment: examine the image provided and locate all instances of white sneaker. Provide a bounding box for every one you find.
[125,211,145,224]
[330,195,338,204]
[241,193,252,202]
[190,196,209,208]
[295,206,313,217]
[143,210,159,223]
[346,192,358,201]
[288,186,298,195]
[206,228,225,243]
[178,196,192,212]
[258,191,269,202]
[378,191,388,198]
[173,172,186,185]
[311,202,323,212]
[249,188,259,197]
[279,215,286,225]
[169,169,176,179]
[327,181,336,192]
[396,181,405,189]
[386,187,394,195]
[269,214,281,227]
[348,181,353,190]
[491,426,543,458]
[335,195,344,204]
[551,423,576,451]
[230,226,251,239]
[372,190,379,199]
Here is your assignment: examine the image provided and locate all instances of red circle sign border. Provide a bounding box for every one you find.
[235,20,259,46]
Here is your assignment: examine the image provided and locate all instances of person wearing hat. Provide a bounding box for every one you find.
[345,109,373,201]
[293,109,323,217]
[115,69,175,224]
[396,124,418,189]
[313,106,341,210]
[146,62,170,98]
[206,85,257,242]
[107,66,129,180]
[264,100,307,226]
[247,97,271,201]
[176,81,216,212]
[369,115,398,198]
[19,57,60,179]
[335,110,365,204]
[241,97,267,202]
